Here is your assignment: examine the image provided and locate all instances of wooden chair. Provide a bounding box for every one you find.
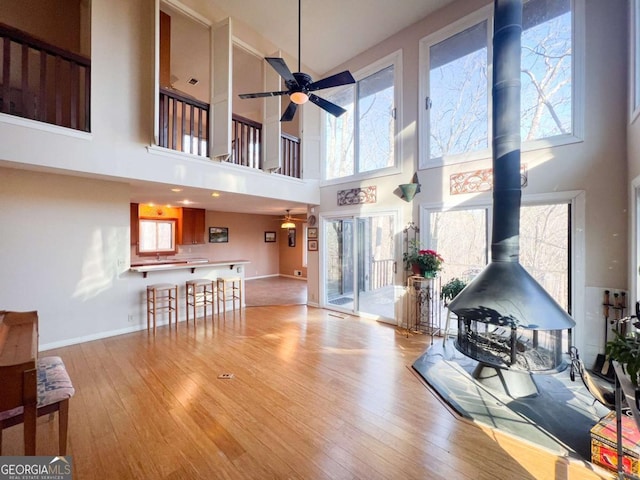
[0,356,75,455]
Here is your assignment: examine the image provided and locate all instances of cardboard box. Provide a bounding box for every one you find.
[591,411,640,475]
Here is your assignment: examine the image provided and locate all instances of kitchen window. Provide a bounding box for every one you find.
[138,218,177,254]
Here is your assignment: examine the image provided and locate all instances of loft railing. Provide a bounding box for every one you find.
[159,87,209,156]
[230,115,301,178]
[230,114,261,169]
[157,91,300,177]
[279,132,301,179]
[0,23,91,132]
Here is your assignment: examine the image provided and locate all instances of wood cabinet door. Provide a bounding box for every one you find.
[179,208,205,244]
[130,203,139,246]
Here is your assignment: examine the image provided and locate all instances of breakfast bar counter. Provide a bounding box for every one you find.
[130,259,250,278]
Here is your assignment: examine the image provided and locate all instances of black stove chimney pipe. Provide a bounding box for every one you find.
[447,0,575,331]
[491,0,522,265]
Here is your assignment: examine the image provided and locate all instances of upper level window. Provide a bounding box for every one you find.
[428,20,489,160]
[323,51,400,181]
[521,0,572,140]
[420,0,578,168]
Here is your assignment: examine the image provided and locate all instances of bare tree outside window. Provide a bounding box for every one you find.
[423,0,573,166]
[521,0,572,141]
[324,60,396,180]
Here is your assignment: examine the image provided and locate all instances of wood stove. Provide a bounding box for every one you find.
[447,0,574,397]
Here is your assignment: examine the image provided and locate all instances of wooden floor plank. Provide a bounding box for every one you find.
[1,306,613,479]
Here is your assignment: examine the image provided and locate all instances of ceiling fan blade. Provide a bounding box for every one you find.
[280,102,298,122]
[309,94,347,117]
[265,57,298,85]
[239,90,289,99]
[307,71,356,92]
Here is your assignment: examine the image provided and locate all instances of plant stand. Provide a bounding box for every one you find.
[405,275,441,343]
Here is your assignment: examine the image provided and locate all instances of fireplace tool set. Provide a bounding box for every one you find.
[593,290,640,382]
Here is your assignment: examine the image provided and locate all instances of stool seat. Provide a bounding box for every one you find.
[186,278,215,325]
[146,283,178,333]
[0,356,74,455]
[216,277,242,319]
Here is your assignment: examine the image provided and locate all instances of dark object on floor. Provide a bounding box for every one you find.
[570,346,615,409]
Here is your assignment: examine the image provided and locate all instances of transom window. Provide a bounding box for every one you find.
[323,51,400,181]
[420,0,579,168]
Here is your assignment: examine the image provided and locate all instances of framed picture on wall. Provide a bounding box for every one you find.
[288,228,296,247]
[264,231,276,242]
[209,227,228,243]
[308,239,318,251]
[308,227,318,239]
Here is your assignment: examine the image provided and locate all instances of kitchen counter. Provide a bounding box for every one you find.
[130,259,250,278]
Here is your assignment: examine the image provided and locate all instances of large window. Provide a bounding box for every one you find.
[425,201,570,311]
[323,52,400,180]
[428,208,488,284]
[420,0,578,168]
[428,21,489,161]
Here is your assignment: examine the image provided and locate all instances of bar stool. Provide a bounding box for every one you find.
[186,278,216,326]
[146,283,178,333]
[216,277,242,319]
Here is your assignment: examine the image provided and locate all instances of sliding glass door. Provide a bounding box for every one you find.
[324,213,397,321]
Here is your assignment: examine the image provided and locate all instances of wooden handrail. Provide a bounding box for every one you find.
[0,23,90,132]
[159,87,208,111]
[0,23,90,67]
[159,88,209,156]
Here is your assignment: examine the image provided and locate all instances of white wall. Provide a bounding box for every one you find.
[0,168,131,348]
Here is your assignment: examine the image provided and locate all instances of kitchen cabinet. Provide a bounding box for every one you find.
[179,207,205,245]
[130,203,139,246]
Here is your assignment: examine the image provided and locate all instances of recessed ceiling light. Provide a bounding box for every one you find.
[181,200,192,205]
[171,188,183,192]
[211,192,220,197]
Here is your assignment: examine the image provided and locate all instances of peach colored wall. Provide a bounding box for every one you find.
[279,226,307,278]
[202,210,280,278]
[0,0,82,53]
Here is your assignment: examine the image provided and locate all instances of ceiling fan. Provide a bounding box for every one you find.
[280,209,306,228]
[238,0,356,122]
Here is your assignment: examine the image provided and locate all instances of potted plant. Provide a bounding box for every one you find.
[403,240,444,278]
[440,277,467,306]
[606,330,640,387]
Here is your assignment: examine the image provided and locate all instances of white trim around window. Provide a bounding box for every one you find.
[418,189,586,356]
[418,0,585,170]
[320,49,403,186]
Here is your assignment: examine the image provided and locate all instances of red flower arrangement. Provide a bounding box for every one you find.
[404,240,444,276]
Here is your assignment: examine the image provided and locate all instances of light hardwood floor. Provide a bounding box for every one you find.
[3,306,612,479]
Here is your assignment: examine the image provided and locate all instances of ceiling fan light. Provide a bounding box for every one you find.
[290,91,309,105]
[281,221,296,229]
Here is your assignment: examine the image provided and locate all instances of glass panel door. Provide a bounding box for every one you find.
[326,218,355,310]
[324,213,397,321]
